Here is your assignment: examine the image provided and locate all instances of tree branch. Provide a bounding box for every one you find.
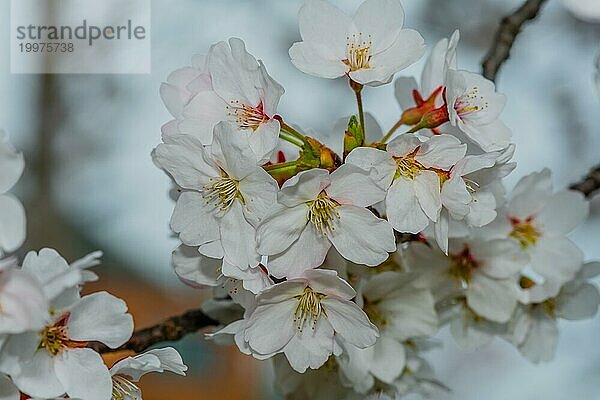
[482,0,549,82]
[570,165,600,198]
[91,308,218,354]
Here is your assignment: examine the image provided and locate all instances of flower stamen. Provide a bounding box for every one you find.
[227,100,268,131]
[306,194,340,235]
[293,287,326,332]
[454,86,488,120]
[202,177,242,212]
[112,375,141,400]
[449,246,479,286]
[510,217,542,248]
[344,33,372,71]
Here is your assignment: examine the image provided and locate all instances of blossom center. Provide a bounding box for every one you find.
[344,33,372,71]
[227,100,268,131]
[306,194,340,235]
[112,375,141,400]
[449,246,479,286]
[454,86,488,119]
[39,312,86,356]
[394,153,425,180]
[509,217,541,248]
[202,177,242,212]
[293,287,326,332]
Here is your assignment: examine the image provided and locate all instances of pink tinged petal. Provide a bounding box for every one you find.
[246,119,280,163]
[413,171,442,222]
[258,61,284,117]
[160,82,188,119]
[0,194,25,254]
[321,298,378,348]
[211,122,261,179]
[327,164,386,206]
[279,169,331,207]
[0,133,25,194]
[152,135,220,190]
[67,291,133,348]
[386,178,429,233]
[394,76,419,111]
[556,283,600,320]
[0,374,19,400]
[352,0,405,52]
[303,269,356,300]
[467,275,518,323]
[329,205,395,266]
[386,134,421,158]
[238,168,278,225]
[537,191,589,235]
[172,245,221,288]
[289,42,348,79]
[170,191,220,247]
[283,318,335,373]
[519,311,558,363]
[256,204,308,256]
[298,0,351,57]
[11,351,64,399]
[219,201,260,270]
[416,134,466,169]
[54,348,112,400]
[244,300,297,355]
[369,336,406,384]
[530,237,583,285]
[179,91,228,144]
[421,37,449,96]
[509,168,552,219]
[161,119,180,141]
[471,239,529,279]
[267,224,331,279]
[208,38,261,106]
[344,147,396,190]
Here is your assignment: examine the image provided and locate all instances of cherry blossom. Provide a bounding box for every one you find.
[0,131,26,255]
[289,0,425,86]
[257,166,395,278]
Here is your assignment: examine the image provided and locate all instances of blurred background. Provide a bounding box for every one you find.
[1,0,599,398]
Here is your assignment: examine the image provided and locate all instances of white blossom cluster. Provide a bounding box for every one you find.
[153,0,600,398]
[0,136,188,399]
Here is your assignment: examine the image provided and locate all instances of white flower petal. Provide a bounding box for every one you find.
[10,351,64,399]
[556,282,600,320]
[344,147,396,190]
[172,245,221,288]
[531,236,583,285]
[267,224,331,279]
[416,134,466,169]
[257,204,308,256]
[289,42,348,79]
[170,191,220,247]
[279,169,331,207]
[352,0,405,52]
[327,164,386,207]
[414,170,442,222]
[297,0,351,57]
[54,348,112,400]
[329,205,395,266]
[0,195,25,254]
[303,269,356,300]
[179,91,228,144]
[0,374,19,400]
[509,168,552,219]
[537,191,589,235]
[386,178,429,233]
[110,347,187,381]
[238,168,278,224]
[0,132,25,194]
[67,292,133,348]
[471,238,529,279]
[245,300,297,355]
[467,275,518,323]
[219,201,260,270]
[321,298,378,348]
[369,336,405,383]
[518,310,558,363]
[282,319,334,373]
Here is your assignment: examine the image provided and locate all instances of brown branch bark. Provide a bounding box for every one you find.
[570,165,600,198]
[482,0,549,82]
[90,308,218,354]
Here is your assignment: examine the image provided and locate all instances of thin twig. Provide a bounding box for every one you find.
[570,165,600,198]
[482,0,549,82]
[90,308,218,354]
